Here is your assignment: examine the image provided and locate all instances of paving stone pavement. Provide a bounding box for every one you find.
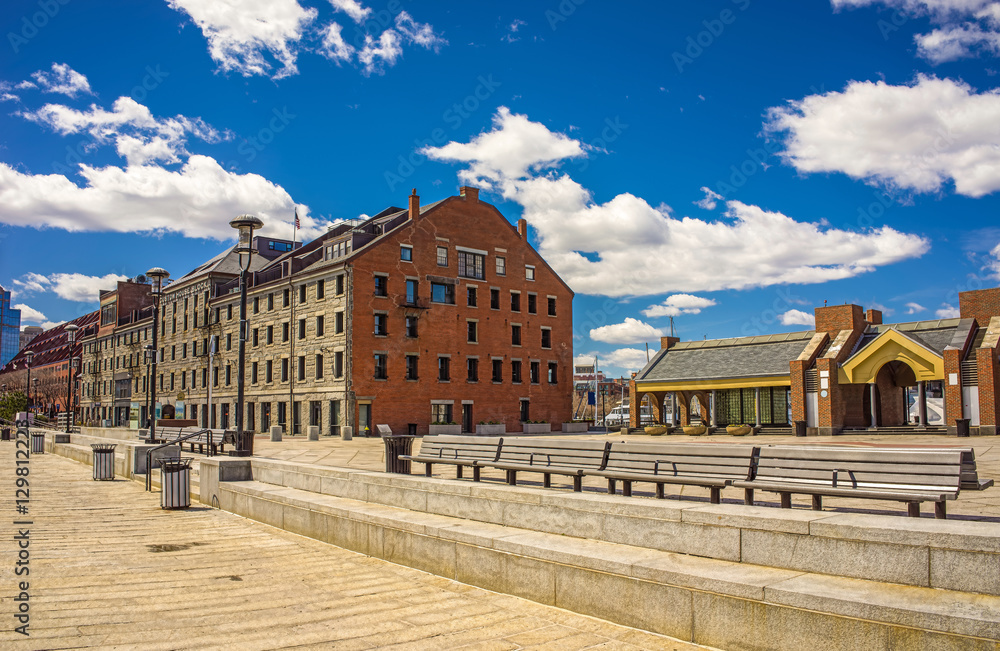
[0,450,708,651]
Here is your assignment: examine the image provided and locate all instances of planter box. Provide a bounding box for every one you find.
[521,423,551,434]
[428,424,461,435]
[561,422,589,433]
[476,424,506,436]
[644,426,669,436]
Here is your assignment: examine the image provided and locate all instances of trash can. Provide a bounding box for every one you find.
[956,418,971,438]
[381,435,416,474]
[794,421,807,437]
[341,426,353,441]
[160,458,193,509]
[31,432,45,454]
[91,444,117,481]
[1,427,10,441]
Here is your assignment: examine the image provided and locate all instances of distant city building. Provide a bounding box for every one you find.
[20,326,43,352]
[0,284,21,367]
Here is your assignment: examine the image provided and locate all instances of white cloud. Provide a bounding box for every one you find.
[328,0,371,23]
[425,108,929,298]
[766,75,1000,198]
[590,318,665,344]
[13,303,46,324]
[779,309,816,326]
[166,0,317,79]
[694,186,723,210]
[936,303,961,317]
[599,348,652,373]
[41,321,64,331]
[322,10,445,75]
[917,23,1000,62]
[831,1,993,14]
[906,301,927,313]
[319,22,355,62]
[394,11,445,49]
[29,63,93,98]
[988,242,1000,277]
[643,294,717,318]
[358,29,403,74]
[13,273,128,303]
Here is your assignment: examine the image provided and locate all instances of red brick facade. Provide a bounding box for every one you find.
[960,287,1000,325]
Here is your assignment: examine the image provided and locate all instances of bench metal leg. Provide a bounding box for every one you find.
[710,487,721,505]
[473,466,481,482]
[811,495,822,511]
[424,463,433,478]
[456,465,463,479]
[607,479,616,495]
[655,484,665,500]
[907,502,920,518]
[573,476,582,492]
[506,470,517,486]
[779,493,792,509]
[622,480,632,497]
[934,501,946,519]
[543,474,551,488]
[744,488,754,506]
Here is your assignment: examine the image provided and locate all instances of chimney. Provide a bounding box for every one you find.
[459,186,479,201]
[865,308,883,325]
[409,188,419,221]
[517,218,527,238]
[660,336,680,350]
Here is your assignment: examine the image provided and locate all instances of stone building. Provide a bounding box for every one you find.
[631,288,1000,436]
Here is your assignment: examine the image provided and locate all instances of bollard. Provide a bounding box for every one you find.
[341,426,353,441]
[91,444,117,480]
[31,432,45,454]
[160,458,192,509]
[307,425,319,441]
[270,425,283,441]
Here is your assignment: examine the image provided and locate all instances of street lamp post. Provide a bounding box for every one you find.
[33,378,39,416]
[146,267,170,444]
[144,344,154,431]
[24,350,34,416]
[230,214,262,457]
[65,324,79,433]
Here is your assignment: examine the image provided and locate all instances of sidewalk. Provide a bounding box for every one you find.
[0,451,705,650]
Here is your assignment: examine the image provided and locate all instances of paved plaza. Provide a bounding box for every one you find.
[0,449,705,650]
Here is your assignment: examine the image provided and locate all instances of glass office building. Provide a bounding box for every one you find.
[0,285,21,367]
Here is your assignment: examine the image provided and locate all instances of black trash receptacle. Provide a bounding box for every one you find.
[956,418,971,438]
[794,421,807,437]
[382,435,415,474]
[30,432,45,454]
[1,427,10,441]
[91,444,117,480]
[160,458,193,509]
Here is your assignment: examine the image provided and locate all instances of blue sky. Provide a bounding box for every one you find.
[2,0,999,377]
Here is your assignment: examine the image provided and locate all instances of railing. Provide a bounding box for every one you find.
[144,428,216,491]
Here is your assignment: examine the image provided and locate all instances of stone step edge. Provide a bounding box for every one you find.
[219,478,1000,643]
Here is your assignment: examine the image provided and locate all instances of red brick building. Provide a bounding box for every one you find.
[631,287,1000,436]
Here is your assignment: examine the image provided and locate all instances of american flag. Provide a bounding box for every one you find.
[294,208,300,230]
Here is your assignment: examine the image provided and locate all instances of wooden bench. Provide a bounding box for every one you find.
[183,428,235,456]
[585,442,758,503]
[400,435,502,481]
[905,447,993,491]
[734,447,964,518]
[477,439,610,491]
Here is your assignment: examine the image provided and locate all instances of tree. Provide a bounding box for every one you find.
[0,391,28,422]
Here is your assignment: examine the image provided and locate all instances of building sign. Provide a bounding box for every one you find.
[575,365,595,375]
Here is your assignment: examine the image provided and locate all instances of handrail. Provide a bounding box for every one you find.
[144,428,213,491]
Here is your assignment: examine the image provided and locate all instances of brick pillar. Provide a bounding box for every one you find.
[977,349,999,436]
[943,348,963,435]
[816,358,840,436]
[628,378,638,429]
[650,392,665,425]
[789,360,807,423]
[677,392,690,426]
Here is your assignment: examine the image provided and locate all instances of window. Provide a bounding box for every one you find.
[334,351,343,378]
[252,328,259,346]
[316,315,325,337]
[281,358,289,382]
[431,403,453,424]
[297,284,305,304]
[530,361,540,384]
[298,356,306,381]
[467,286,477,307]
[405,315,418,338]
[266,360,273,383]
[548,362,558,384]
[212,366,219,387]
[541,328,552,349]
[400,245,412,261]
[490,288,500,310]
[548,297,557,316]
[438,356,450,381]
[268,241,293,252]
[528,293,537,314]
[511,325,521,346]
[268,293,274,310]
[405,279,418,305]
[467,358,479,382]
[374,313,388,336]
[511,292,521,312]
[298,318,306,340]
[458,251,485,279]
[467,320,478,343]
[512,360,522,383]
[336,274,344,295]
[492,359,503,383]
[520,399,530,423]
[374,353,387,379]
[181,372,187,390]
[252,362,258,384]
[170,373,175,390]
[405,355,418,380]
[335,311,344,334]
[182,343,188,359]
[496,256,506,276]
[316,354,323,379]
[525,265,535,281]
[226,333,232,351]
[228,304,233,320]
[431,282,455,304]
[282,322,290,342]
[283,289,290,307]
[171,345,176,361]
[437,246,448,266]
[267,325,274,345]
[225,364,232,386]
[374,275,388,297]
